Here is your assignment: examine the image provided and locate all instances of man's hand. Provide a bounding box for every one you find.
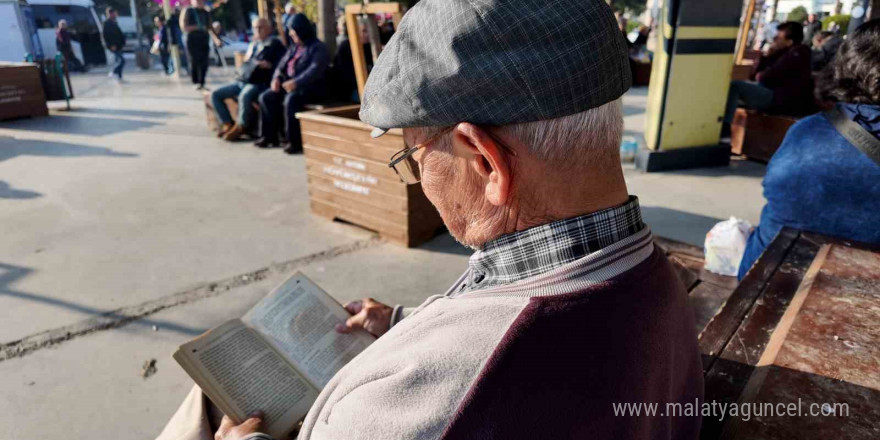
[215,412,265,440]
[282,80,296,93]
[109,45,117,51]
[271,78,281,92]
[336,298,393,337]
[257,60,272,69]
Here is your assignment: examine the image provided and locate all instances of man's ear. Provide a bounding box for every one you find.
[451,122,512,206]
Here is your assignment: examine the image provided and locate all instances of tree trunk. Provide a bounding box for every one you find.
[769,0,780,20]
[833,0,843,15]
[317,0,336,56]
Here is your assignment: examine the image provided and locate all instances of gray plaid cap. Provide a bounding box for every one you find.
[361,0,631,138]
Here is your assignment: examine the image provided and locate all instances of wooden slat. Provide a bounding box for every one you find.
[304,144,402,182]
[306,162,407,198]
[689,281,736,334]
[310,199,408,244]
[700,233,820,440]
[653,236,704,259]
[300,118,404,150]
[345,2,403,14]
[699,227,799,364]
[307,173,408,212]
[309,186,407,225]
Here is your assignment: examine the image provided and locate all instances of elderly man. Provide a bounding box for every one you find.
[255,14,329,153]
[161,1,703,439]
[211,18,286,141]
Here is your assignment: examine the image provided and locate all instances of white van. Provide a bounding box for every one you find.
[27,0,105,65]
[0,0,36,62]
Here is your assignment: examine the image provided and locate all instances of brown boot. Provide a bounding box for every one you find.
[217,123,233,138]
[223,124,245,142]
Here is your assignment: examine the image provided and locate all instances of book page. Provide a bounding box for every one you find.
[175,319,319,439]
[243,273,375,388]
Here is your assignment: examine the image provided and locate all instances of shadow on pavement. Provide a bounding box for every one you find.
[0,136,138,162]
[2,114,162,137]
[660,158,767,179]
[0,262,208,340]
[0,181,42,200]
[64,107,186,119]
[641,206,724,247]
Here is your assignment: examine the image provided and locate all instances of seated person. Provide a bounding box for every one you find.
[722,21,814,137]
[810,30,842,71]
[211,18,285,141]
[160,1,703,440]
[738,20,880,280]
[326,16,372,103]
[256,13,329,154]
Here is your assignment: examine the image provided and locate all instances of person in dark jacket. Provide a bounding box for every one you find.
[810,30,842,71]
[102,7,126,81]
[180,0,218,90]
[154,16,171,74]
[256,13,330,153]
[56,19,86,72]
[722,21,814,136]
[803,13,822,47]
[738,20,880,279]
[327,17,371,103]
[211,18,287,141]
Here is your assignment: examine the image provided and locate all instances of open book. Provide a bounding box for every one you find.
[173,273,374,439]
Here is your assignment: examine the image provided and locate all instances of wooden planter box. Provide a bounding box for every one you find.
[297,105,445,247]
[0,62,48,120]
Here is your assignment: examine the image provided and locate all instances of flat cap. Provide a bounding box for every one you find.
[361,0,631,137]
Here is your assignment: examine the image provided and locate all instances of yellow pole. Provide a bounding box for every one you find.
[162,0,182,78]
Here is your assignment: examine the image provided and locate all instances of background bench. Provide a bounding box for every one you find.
[730,108,798,162]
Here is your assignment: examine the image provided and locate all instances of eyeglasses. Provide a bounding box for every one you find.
[388,127,453,184]
[387,126,517,185]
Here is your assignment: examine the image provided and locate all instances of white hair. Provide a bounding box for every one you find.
[496,98,623,169]
[413,98,623,170]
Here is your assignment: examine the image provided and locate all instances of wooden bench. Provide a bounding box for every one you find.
[699,228,880,439]
[654,236,739,333]
[202,90,349,133]
[730,108,798,162]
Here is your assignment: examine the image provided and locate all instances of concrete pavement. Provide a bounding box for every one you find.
[0,65,765,439]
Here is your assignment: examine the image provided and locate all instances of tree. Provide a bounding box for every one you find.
[787,5,808,23]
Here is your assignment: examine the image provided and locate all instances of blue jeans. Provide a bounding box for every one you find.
[110,50,125,78]
[211,81,266,129]
[724,80,774,123]
[258,88,311,146]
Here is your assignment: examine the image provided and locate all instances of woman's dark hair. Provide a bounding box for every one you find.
[816,19,880,104]
[776,21,804,44]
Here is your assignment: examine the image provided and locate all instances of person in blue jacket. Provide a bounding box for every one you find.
[256,14,329,154]
[738,19,880,280]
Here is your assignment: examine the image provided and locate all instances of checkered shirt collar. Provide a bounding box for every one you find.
[465,196,644,291]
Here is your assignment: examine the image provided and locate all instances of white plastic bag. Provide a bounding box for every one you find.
[704,217,753,276]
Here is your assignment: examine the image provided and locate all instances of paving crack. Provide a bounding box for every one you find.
[0,236,382,362]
